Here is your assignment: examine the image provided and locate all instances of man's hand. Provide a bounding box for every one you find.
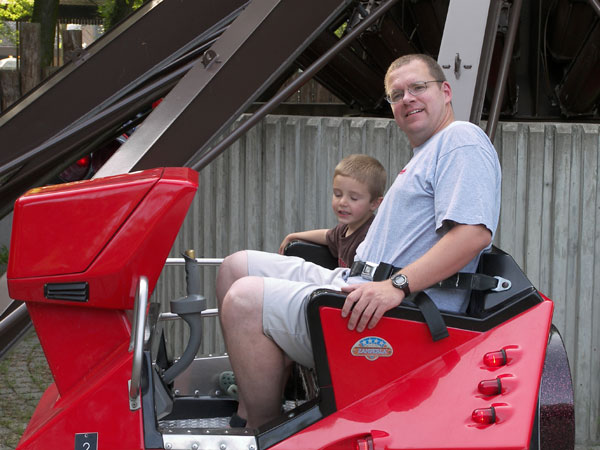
[340,280,405,332]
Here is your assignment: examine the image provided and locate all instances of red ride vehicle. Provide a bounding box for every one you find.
[7,167,574,450]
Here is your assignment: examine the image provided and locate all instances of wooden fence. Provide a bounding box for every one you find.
[153,116,600,448]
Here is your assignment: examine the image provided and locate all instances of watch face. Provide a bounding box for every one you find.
[392,274,407,288]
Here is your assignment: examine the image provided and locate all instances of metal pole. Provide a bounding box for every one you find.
[587,0,600,17]
[485,0,522,142]
[191,0,400,171]
[470,0,503,124]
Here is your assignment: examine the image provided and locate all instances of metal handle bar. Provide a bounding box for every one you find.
[128,276,148,411]
[165,257,223,266]
[159,308,219,321]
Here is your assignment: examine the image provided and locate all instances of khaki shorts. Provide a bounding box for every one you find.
[246,250,348,368]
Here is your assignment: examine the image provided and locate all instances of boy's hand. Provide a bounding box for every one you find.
[279,229,329,254]
[340,281,405,332]
[278,234,295,254]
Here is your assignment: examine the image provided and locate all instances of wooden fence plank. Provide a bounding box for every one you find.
[0,70,20,111]
[551,125,573,347]
[524,124,545,287]
[19,23,41,96]
[584,124,600,444]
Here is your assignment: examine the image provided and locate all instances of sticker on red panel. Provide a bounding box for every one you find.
[75,433,98,450]
[351,336,393,361]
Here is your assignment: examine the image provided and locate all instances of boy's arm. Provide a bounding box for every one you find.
[278,229,329,254]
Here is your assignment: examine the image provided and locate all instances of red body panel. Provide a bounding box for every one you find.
[272,300,553,450]
[26,302,132,396]
[17,342,144,450]
[322,310,480,409]
[8,167,198,310]
[7,168,198,450]
[8,169,162,279]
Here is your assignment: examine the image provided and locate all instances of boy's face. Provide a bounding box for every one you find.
[331,175,380,228]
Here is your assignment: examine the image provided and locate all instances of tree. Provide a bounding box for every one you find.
[31,0,58,68]
[0,0,57,70]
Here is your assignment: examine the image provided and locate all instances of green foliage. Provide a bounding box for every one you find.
[99,0,143,31]
[334,21,347,38]
[0,245,7,264]
[0,0,33,21]
[0,0,33,46]
[0,245,8,276]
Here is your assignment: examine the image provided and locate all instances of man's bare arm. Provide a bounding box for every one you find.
[341,223,492,332]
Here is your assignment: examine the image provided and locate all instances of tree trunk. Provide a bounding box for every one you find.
[32,0,59,69]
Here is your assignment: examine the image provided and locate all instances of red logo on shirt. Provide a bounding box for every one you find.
[399,168,407,174]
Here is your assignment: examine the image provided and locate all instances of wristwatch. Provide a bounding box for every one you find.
[391,273,411,297]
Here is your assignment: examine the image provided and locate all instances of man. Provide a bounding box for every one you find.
[217,54,501,428]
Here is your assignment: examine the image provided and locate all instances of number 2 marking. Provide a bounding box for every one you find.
[75,432,97,450]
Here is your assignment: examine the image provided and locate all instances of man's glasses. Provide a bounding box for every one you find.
[385,80,445,104]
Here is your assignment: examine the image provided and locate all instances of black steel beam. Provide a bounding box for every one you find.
[0,301,31,361]
[0,0,247,216]
[486,0,522,141]
[193,0,401,172]
[95,0,352,176]
[0,57,198,218]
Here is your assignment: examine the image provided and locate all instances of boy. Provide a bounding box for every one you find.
[221,153,386,405]
[278,154,386,267]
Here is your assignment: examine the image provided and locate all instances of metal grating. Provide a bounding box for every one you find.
[157,400,302,432]
[159,417,231,431]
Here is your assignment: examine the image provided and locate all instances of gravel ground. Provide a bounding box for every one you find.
[0,328,52,450]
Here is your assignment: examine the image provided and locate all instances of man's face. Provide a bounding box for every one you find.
[386,60,453,147]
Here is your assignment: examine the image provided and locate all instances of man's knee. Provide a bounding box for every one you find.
[221,276,264,326]
[217,251,249,301]
[220,251,248,278]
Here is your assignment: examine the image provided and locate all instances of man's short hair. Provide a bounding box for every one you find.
[384,53,446,94]
[334,154,387,200]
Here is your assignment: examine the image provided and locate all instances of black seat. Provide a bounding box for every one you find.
[283,240,337,269]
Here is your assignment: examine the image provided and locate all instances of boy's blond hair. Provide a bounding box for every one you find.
[334,154,387,200]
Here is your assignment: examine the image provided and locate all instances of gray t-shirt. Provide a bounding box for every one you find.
[351,121,502,312]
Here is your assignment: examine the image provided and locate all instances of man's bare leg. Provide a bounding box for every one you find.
[216,250,250,420]
[216,251,249,307]
[220,276,288,428]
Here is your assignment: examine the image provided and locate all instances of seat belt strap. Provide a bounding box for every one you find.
[413,292,449,341]
[351,261,511,293]
[436,272,508,291]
